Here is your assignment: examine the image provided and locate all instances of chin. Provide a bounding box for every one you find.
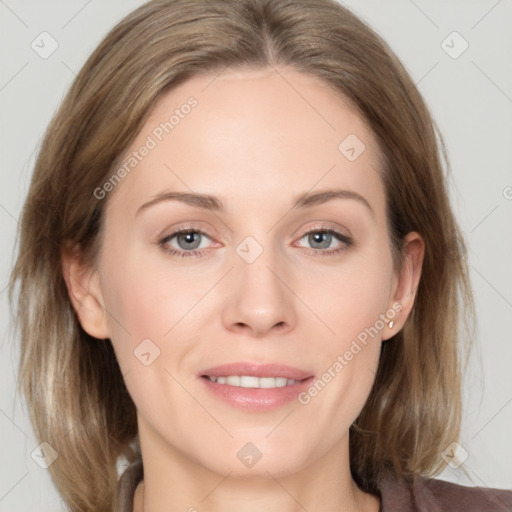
[191,437,312,479]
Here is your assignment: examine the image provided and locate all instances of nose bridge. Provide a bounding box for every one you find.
[235,232,287,306]
[237,235,281,295]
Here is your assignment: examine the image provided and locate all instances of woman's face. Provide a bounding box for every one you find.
[68,67,422,478]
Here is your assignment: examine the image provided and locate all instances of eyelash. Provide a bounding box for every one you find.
[158,226,353,259]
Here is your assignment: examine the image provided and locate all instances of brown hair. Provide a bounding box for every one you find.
[9,0,475,510]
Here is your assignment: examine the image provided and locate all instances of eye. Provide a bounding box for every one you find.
[159,228,213,258]
[294,228,353,257]
[158,226,353,259]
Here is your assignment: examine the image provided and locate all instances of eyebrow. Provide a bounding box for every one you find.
[136,187,374,219]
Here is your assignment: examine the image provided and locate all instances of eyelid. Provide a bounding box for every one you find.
[158,222,219,242]
[299,220,351,235]
[292,220,353,243]
[299,226,351,242]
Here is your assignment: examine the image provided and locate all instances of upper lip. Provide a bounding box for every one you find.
[200,362,313,381]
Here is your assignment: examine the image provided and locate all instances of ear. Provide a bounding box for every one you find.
[61,241,110,340]
[382,231,425,340]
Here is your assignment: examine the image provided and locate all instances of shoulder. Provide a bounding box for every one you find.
[117,458,144,512]
[378,473,512,512]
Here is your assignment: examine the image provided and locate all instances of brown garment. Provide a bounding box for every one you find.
[378,473,512,512]
[117,459,512,512]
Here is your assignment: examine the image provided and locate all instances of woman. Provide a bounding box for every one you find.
[9,0,512,511]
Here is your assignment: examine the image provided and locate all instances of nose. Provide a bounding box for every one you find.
[221,246,297,338]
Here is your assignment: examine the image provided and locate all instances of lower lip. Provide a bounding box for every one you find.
[200,376,315,412]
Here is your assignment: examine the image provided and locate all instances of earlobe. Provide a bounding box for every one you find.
[384,231,425,339]
[61,242,110,340]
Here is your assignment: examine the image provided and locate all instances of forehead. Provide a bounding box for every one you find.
[105,66,385,221]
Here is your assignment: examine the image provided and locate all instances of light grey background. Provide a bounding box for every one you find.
[1,0,511,510]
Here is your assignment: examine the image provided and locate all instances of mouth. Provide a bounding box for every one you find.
[199,362,315,412]
[202,375,300,388]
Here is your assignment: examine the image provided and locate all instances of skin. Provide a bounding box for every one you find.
[63,66,424,512]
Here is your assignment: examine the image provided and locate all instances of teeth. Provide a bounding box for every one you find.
[241,376,259,387]
[206,375,298,388]
[226,376,240,386]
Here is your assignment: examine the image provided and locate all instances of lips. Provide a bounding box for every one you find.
[199,362,315,412]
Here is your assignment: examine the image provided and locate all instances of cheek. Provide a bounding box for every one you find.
[97,242,214,396]
[314,246,393,347]
[99,245,204,342]
[303,243,393,409]
[98,256,194,424]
